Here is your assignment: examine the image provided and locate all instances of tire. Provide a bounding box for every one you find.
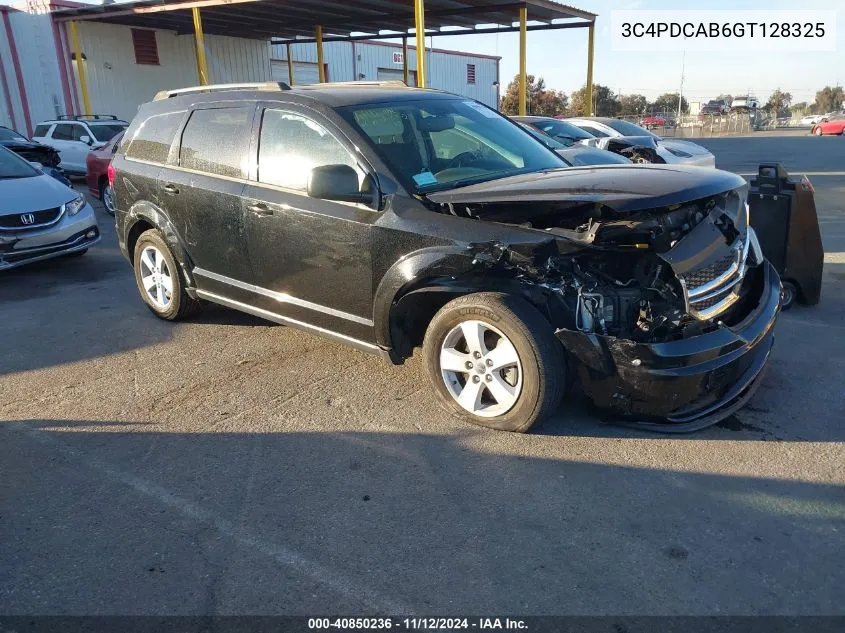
[133,229,202,321]
[780,280,797,310]
[814,127,823,136]
[100,180,115,216]
[423,292,565,433]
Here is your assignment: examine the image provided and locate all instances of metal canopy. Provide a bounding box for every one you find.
[51,0,595,41]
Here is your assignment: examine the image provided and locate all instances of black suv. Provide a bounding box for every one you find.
[113,81,781,433]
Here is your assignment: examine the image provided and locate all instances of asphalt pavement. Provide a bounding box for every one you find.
[1,135,844,615]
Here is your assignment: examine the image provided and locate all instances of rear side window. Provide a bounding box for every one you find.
[125,111,183,164]
[52,123,82,140]
[33,124,51,137]
[179,107,252,178]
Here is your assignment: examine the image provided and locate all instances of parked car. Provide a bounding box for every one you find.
[0,125,71,185]
[811,114,845,136]
[731,96,759,110]
[641,113,675,129]
[800,114,824,126]
[86,132,123,215]
[565,117,716,167]
[32,115,128,175]
[113,82,780,433]
[0,145,99,270]
[701,100,729,115]
[515,121,632,166]
[516,116,661,163]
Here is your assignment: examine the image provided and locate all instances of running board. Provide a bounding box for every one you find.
[195,289,390,359]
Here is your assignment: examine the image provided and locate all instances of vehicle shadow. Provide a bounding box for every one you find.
[2,420,843,615]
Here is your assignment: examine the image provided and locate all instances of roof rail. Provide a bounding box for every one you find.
[153,81,291,101]
[57,114,120,121]
[306,80,410,88]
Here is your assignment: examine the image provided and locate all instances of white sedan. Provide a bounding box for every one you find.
[565,117,716,168]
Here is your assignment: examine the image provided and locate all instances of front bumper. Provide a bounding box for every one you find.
[556,261,781,432]
[0,203,100,271]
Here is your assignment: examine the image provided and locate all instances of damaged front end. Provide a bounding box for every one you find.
[428,167,781,430]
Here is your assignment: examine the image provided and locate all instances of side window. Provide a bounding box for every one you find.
[71,125,87,141]
[580,125,609,138]
[179,107,252,178]
[258,109,359,191]
[33,124,51,137]
[52,124,75,140]
[125,111,184,164]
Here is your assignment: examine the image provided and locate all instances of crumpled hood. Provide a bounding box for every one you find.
[578,135,658,151]
[657,138,713,156]
[426,164,746,214]
[0,173,78,214]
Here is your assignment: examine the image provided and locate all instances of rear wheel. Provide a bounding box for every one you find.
[133,229,202,321]
[423,293,565,433]
[100,181,115,216]
[780,280,798,310]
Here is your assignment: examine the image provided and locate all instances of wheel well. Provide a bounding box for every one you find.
[126,219,155,266]
[97,174,107,191]
[389,288,465,360]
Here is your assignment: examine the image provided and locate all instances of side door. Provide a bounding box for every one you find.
[46,123,84,172]
[162,104,256,295]
[241,105,379,341]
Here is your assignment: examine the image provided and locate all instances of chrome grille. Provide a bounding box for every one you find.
[679,230,762,321]
[679,252,736,289]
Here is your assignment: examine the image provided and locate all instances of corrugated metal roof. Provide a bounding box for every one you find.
[52,0,596,41]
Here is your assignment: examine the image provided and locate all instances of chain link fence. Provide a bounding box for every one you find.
[613,111,808,137]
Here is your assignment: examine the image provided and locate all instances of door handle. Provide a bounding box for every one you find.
[162,183,180,195]
[247,202,273,217]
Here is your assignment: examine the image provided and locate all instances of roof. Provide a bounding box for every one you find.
[51,0,595,41]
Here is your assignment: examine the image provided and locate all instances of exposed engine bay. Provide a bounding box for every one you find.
[432,188,760,344]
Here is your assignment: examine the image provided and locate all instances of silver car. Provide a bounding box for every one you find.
[0,145,99,270]
[565,117,716,168]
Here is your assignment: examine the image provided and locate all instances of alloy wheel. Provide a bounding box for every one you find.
[103,185,116,215]
[439,319,523,417]
[139,245,173,310]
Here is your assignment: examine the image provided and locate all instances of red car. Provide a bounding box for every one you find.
[641,113,675,129]
[86,132,122,215]
[811,114,845,136]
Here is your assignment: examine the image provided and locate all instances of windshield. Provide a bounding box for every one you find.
[0,146,40,179]
[517,123,566,149]
[338,98,564,192]
[530,119,594,146]
[89,124,128,142]
[604,119,660,138]
[0,127,29,142]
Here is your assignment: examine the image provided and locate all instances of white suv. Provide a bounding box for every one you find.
[32,115,128,175]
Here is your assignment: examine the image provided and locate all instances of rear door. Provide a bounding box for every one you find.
[240,105,378,339]
[49,123,89,172]
[163,104,256,294]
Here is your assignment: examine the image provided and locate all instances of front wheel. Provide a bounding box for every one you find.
[814,127,823,136]
[423,293,565,433]
[780,280,798,310]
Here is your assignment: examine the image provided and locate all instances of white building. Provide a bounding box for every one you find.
[0,1,500,136]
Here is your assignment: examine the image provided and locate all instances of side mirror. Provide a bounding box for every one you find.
[307,164,374,205]
[80,135,92,145]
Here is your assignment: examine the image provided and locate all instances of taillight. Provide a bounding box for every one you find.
[107,163,115,187]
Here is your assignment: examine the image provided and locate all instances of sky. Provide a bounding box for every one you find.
[424,0,845,106]
[11,0,843,106]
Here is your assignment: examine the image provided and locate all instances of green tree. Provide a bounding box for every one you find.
[569,84,620,117]
[812,86,845,114]
[499,74,568,117]
[648,93,688,115]
[764,89,793,116]
[791,101,808,113]
[618,93,648,116]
